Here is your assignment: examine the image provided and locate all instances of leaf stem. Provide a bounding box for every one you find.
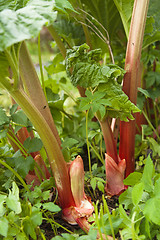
[88,141,104,164]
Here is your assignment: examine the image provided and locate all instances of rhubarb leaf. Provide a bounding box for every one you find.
[98,82,140,121]
[66,44,125,88]
[79,90,110,119]
[0,0,57,51]
[66,44,139,121]
[0,0,28,11]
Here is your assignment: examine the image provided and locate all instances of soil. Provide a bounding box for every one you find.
[41,193,120,240]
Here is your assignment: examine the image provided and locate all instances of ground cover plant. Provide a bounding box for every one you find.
[1,0,160,239]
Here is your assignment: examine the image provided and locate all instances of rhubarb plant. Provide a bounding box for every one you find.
[1,0,160,238]
[66,44,140,195]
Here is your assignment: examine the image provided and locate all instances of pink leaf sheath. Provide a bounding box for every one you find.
[105,153,126,196]
[62,155,94,225]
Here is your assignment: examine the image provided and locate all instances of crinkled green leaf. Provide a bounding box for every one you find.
[79,90,111,119]
[66,44,139,121]
[0,0,57,51]
[66,44,125,88]
[98,82,140,121]
[0,0,28,11]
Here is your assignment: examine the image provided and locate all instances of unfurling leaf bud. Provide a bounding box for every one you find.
[69,155,85,207]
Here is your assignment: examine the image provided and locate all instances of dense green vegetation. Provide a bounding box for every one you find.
[1,0,160,239]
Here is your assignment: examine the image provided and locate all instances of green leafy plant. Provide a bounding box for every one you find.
[1,0,160,239]
[118,155,160,239]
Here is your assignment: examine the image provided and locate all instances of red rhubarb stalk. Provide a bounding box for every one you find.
[119,0,149,177]
[99,118,119,164]
[99,118,126,195]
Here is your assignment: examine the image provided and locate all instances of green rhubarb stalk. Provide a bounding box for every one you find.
[8,86,75,208]
[119,0,149,177]
[19,41,61,147]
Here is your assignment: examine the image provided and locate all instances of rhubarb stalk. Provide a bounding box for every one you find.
[8,86,75,209]
[19,41,61,147]
[119,0,149,177]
